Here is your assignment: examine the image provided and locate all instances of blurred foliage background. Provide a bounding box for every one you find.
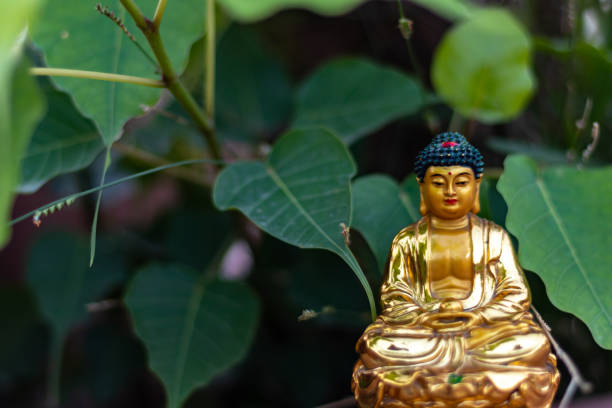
[1,0,611,407]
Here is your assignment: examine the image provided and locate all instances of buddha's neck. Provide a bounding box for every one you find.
[430,214,469,230]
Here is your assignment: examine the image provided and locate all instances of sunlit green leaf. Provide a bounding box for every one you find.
[351,174,420,274]
[432,9,535,123]
[30,0,208,145]
[0,0,46,248]
[498,155,612,350]
[18,76,105,193]
[293,57,429,144]
[27,232,127,397]
[0,59,45,248]
[125,264,260,408]
[213,128,376,319]
[217,0,366,22]
[409,0,477,21]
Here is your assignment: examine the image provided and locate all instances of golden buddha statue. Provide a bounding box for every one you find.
[352,133,560,408]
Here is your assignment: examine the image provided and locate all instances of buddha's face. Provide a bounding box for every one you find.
[418,166,481,219]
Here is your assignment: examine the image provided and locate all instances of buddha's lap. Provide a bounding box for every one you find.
[360,322,551,371]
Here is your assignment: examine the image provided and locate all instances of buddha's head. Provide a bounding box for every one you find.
[414,133,484,219]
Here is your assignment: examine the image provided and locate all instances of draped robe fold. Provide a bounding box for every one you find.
[352,214,559,408]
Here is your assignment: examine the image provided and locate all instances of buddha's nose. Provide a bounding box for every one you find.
[445,184,456,195]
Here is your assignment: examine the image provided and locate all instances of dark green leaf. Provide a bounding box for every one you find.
[213,127,376,319]
[217,0,366,22]
[18,76,105,193]
[30,0,208,145]
[293,57,429,144]
[351,174,420,274]
[27,232,127,396]
[498,155,612,350]
[125,264,260,408]
[432,9,535,123]
[216,26,293,141]
[487,137,570,165]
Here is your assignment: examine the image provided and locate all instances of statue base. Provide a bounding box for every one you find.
[351,355,560,408]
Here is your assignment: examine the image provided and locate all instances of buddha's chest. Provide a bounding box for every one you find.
[428,229,473,300]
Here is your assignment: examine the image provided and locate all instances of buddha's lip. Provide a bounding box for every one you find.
[444,198,458,204]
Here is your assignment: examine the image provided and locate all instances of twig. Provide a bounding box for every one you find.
[315,396,355,408]
[559,378,579,408]
[86,299,121,312]
[96,3,158,68]
[10,158,227,227]
[581,122,600,165]
[119,0,223,163]
[531,306,593,396]
[153,0,168,28]
[30,67,164,88]
[113,142,210,186]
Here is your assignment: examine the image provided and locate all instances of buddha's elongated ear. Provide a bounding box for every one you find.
[471,178,482,214]
[418,180,428,216]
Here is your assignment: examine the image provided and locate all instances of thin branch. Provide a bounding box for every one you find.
[531,306,593,395]
[559,378,579,408]
[96,3,158,68]
[113,142,210,186]
[120,0,223,163]
[10,158,227,227]
[205,0,215,119]
[30,67,165,88]
[153,0,168,29]
[315,396,355,408]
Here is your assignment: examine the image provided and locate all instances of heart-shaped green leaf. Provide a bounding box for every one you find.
[293,57,429,144]
[498,155,612,350]
[217,0,366,22]
[351,174,420,274]
[0,0,46,248]
[432,9,535,123]
[27,232,127,397]
[30,0,207,145]
[18,76,104,193]
[213,127,376,319]
[216,26,293,141]
[125,264,260,408]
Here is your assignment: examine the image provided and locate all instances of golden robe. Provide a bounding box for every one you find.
[352,215,559,408]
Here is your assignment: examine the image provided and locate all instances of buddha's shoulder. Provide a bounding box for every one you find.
[391,218,426,245]
[471,214,511,244]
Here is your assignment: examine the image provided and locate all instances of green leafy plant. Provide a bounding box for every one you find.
[1,0,611,407]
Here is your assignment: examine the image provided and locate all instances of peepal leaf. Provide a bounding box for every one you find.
[351,175,420,274]
[27,232,126,396]
[125,264,260,408]
[432,9,535,123]
[216,26,293,141]
[213,128,376,319]
[293,58,428,144]
[31,0,208,145]
[0,0,45,248]
[18,77,105,193]
[498,155,612,350]
[217,0,366,22]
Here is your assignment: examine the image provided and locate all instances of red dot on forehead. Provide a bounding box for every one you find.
[448,172,452,175]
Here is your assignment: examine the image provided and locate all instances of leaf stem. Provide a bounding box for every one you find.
[30,67,165,88]
[119,0,223,163]
[153,0,168,28]
[10,158,227,227]
[205,0,215,119]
